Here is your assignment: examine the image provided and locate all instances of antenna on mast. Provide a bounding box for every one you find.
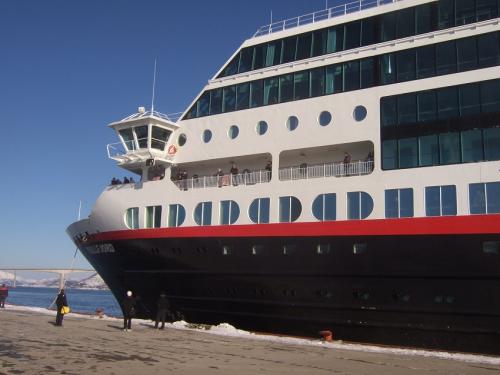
[151,59,157,113]
[270,10,273,24]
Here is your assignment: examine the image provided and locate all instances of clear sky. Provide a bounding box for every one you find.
[0,0,343,269]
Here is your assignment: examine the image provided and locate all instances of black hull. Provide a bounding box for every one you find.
[79,232,500,354]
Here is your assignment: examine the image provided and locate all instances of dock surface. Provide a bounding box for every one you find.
[1,308,499,375]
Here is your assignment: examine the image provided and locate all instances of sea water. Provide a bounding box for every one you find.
[5,286,122,316]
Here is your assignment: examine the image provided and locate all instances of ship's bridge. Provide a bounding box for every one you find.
[107,108,180,175]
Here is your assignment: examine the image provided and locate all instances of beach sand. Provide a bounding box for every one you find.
[1,307,499,375]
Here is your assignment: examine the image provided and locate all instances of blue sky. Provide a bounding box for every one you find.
[0,0,341,269]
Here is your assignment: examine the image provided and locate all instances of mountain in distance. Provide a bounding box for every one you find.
[0,271,108,290]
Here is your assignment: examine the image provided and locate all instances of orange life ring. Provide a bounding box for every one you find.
[167,145,177,155]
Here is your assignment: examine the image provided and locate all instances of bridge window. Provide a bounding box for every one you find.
[145,205,162,228]
[119,128,135,151]
[279,196,302,223]
[249,198,270,224]
[220,200,240,225]
[168,204,186,227]
[151,126,171,151]
[347,192,373,219]
[210,88,223,115]
[194,202,212,225]
[134,125,148,149]
[125,207,139,229]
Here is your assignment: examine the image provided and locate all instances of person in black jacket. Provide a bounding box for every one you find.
[154,292,170,329]
[55,289,68,326]
[0,284,8,308]
[122,290,136,332]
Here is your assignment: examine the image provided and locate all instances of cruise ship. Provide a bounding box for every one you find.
[67,0,500,354]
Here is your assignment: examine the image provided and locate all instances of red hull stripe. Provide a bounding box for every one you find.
[88,215,500,243]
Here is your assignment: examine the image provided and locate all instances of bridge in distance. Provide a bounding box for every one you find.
[0,268,95,289]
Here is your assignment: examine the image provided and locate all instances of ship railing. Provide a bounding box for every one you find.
[279,160,374,180]
[173,170,272,190]
[107,137,170,159]
[253,0,398,37]
[119,110,183,123]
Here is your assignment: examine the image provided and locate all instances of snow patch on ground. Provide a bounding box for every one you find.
[4,303,499,365]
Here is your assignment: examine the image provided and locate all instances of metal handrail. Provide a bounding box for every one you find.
[253,0,399,37]
[107,137,168,159]
[279,160,374,180]
[173,170,272,190]
[120,110,183,123]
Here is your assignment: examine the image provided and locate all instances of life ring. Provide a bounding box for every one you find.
[167,145,177,155]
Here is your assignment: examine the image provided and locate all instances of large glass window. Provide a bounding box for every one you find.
[478,32,500,68]
[146,205,162,228]
[416,45,435,79]
[397,49,416,82]
[439,132,460,164]
[379,12,396,41]
[457,38,478,72]
[385,188,414,218]
[461,129,483,162]
[282,37,297,63]
[481,80,500,113]
[220,200,240,225]
[253,44,265,70]
[344,21,361,50]
[360,58,375,89]
[265,40,282,67]
[417,91,437,122]
[312,193,336,221]
[437,87,458,120]
[361,18,376,46]
[249,198,270,224]
[279,196,302,223]
[476,0,498,20]
[239,48,254,73]
[484,127,500,160]
[223,86,236,112]
[310,67,325,97]
[426,185,457,216]
[459,83,481,116]
[125,207,139,229]
[250,80,263,108]
[279,74,294,103]
[381,97,397,127]
[263,78,279,105]
[469,182,500,214]
[209,88,223,115]
[382,139,398,170]
[325,65,343,94]
[236,83,250,110]
[194,202,212,225]
[296,33,312,60]
[415,3,433,34]
[168,204,186,227]
[398,137,418,168]
[294,72,309,100]
[347,192,373,219]
[312,30,327,57]
[456,0,476,25]
[397,7,415,38]
[119,128,135,151]
[438,0,455,29]
[398,93,416,124]
[380,54,395,85]
[343,61,360,91]
[327,26,344,53]
[436,41,457,75]
[419,135,439,166]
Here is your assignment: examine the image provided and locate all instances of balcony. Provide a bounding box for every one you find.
[279,160,374,181]
[173,169,272,190]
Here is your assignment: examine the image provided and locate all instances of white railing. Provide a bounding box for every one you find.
[120,110,183,123]
[173,170,272,190]
[107,137,169,159]
[279,160,373,181]
[253,0,399,37]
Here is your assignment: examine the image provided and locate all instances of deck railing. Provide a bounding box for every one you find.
[279,160,373,181]
[173,170,272,190]
[253,0,399,37]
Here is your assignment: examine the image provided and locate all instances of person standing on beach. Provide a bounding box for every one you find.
[122,290,136,332]
[0,284,8,308]
[55,289,68,326]
[154,292,170,329]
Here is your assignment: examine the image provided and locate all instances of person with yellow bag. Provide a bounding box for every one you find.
[55,289,69,327]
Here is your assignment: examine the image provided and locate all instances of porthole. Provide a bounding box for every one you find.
[202,129,212,143]
[286,116,299,131]
[256,120,268,135]
[228,125,239,139]
[178,133,187,146]
[353,105,367,122]
[318,111,332,126]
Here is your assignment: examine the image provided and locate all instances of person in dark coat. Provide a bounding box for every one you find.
[0,284,8,308]
[122,290,136,331]
[154,292,170,329]
[55,289,68,326]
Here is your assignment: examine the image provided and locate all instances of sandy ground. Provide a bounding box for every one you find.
[1,307,499,375]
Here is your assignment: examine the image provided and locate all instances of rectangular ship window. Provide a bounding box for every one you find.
[483,241,500,254]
